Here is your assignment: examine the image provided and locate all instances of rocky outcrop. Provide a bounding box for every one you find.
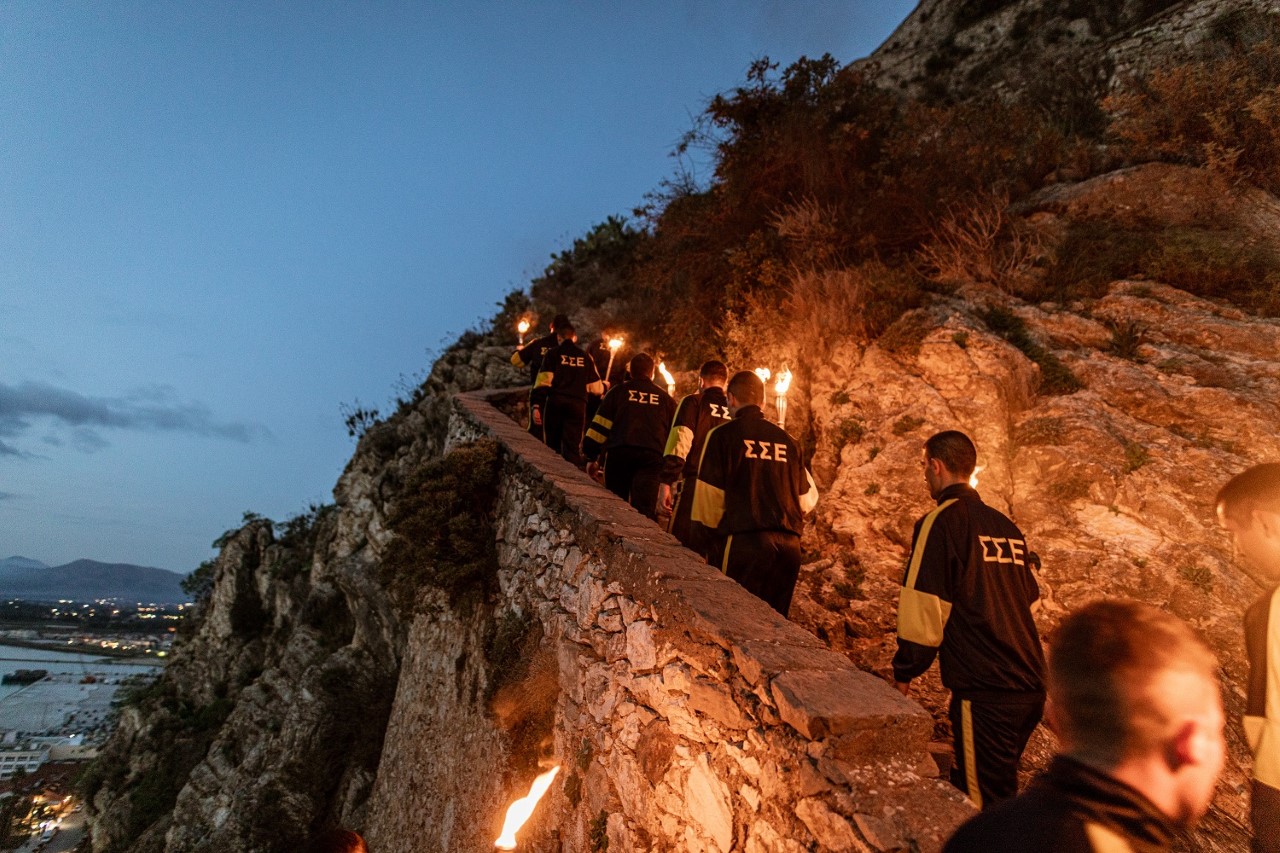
[867,0,1280,100]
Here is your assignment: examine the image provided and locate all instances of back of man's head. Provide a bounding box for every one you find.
[551,314,571,332]
[1048,599,1223,824]
[556,323,576,342]
[699,360,729,387]
[924,430,977,478]
[726,371,764,408]
[629,352,655,380]
[1216,463,1280,526]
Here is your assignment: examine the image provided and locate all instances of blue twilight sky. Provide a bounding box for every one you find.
[0,1,916,575]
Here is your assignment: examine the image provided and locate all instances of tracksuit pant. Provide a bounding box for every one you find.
[718,530,802,617]
[543,394,587,468]
[603,446,663,520]
[948,691,1044,809]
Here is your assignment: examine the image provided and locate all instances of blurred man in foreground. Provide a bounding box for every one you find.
[1217,463,1280,852]
[945,599,1226,852]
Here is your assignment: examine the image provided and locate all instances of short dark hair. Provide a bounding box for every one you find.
[726,371,764,407]
[629,352,655,379]
[1049,599,1217,766]
[699,360,728,382]
[924,430,977,477]
[556,323,576,341]
[1216,463,1280,525]
[551,314,571,331]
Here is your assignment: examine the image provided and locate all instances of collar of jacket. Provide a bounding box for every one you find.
[1045,756,1178,849]
[936,482,977,503]
[732,404,764,420]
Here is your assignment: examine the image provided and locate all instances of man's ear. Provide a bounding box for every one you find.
[1166,719,1199,772]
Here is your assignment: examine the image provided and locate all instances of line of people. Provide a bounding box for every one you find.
[511,317,1278,851]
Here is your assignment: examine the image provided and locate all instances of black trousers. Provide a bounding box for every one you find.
[1253,780,1280,853]
[668,479,713,559]
[543,395,587,468]
[603,446,663,520]
[719,530,801,617]
[948,692,1044,809]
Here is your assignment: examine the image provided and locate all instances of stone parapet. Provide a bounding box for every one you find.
[441,389,971,852]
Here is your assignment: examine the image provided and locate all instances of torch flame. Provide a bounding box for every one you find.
[657,360,676,395]
[608,336,623,352]
[754,367,771,384]
[517,319,530,335]
[969,465,984,490]
[774,368,792,396]
[495,765,560,850]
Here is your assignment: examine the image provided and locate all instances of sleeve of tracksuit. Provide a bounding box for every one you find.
[583,388,619,461]
[690,422,731,530]
[661,396,697,483]
[512,337,542,369]
[892,500,958,683]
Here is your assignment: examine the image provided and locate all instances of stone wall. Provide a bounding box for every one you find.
[368,389,971,853]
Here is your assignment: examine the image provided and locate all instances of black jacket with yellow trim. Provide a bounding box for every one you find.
[583,377,676,461]
[943,756,1177,853]
[511,332,559,384]
[1245,585,1280,794]
[892,483,1044,695]
[661,387,733,484]
[689,405,818,537]
[540,339,604,401]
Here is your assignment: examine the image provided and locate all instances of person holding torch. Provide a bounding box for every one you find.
[511,314,569,440]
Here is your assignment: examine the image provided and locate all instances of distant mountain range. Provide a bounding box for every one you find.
[0,556,190,605]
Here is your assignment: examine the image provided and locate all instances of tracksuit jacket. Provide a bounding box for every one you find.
[661,387,733,484]
[1245,585,1280,851]
[690,405,818,538]
[943,757,1177,852]
[583,377,677,460]
[892,482,1045,697]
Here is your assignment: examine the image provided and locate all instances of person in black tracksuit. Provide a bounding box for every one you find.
[582,352,676,520]
[510,313,569,439]
[539,324,605,468]
[691,370,818,616]
[660,360,732,558]
[945,600,1225,852]
[1216,464,1280,852]
[894,430,1045,810]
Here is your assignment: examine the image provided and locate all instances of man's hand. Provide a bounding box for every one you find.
[659,484,674,513]
[586,460,603,483]
[895,680,911,696]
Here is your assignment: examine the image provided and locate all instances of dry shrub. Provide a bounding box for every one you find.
[916,191,1044,291]
[1107,21,1280,194]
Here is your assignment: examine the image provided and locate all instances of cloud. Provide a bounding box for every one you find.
[0,381,270,452]
[0,491,16,501]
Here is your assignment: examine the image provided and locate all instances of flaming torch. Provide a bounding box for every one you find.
[657,360,676,396]
[774,368,792,430]
[495,765,560,851]
[605,336,624,383]
[754,367,771,385]
[969,464,984,490]
[517,318,530,346]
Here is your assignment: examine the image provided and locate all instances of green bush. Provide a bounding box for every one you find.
[979,306,1083,395]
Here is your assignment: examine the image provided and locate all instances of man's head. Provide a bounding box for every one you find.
[1047,599,1224,827]
[629,352,655,380]
[725,370,764,413]
[922,430,976,499]
[698,360,729,390]
[550,314,571,333]
[1216,464,1280,580]
[556,323,577,343]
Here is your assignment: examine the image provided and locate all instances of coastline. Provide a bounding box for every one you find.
[0,637,164,663]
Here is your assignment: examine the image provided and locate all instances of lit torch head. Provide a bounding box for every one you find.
[495,765,560,851]
[608,336,623,352]
[517,318,530,345]
[657,360,676,396]
[969,465,984,490]
[774,368,792,397]
[754,367,771,385]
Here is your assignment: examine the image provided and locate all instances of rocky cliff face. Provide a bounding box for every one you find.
[868,0,1278,100]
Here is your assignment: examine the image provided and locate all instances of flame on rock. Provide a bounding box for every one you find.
[969,465,984,489]
[658,360,676,395]
[495,765,560,850]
